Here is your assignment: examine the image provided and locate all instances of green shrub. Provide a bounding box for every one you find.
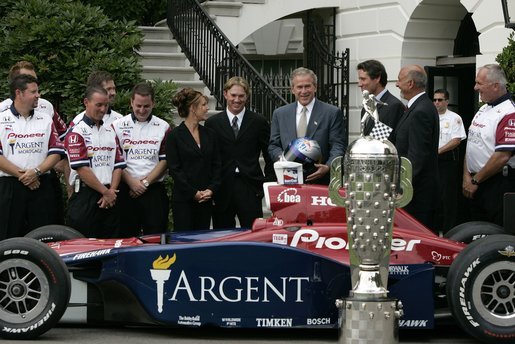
[113,79,177,124]
[497,31,515,94]
[0,0,143,121]
[79,0,167,26]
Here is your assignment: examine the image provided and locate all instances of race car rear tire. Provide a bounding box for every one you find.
[444,221,505,243]
[25,224,84,243]
[0,238,71,339]
[446,234,515,343]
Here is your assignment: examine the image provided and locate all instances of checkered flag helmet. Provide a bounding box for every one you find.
[370,118,393,141]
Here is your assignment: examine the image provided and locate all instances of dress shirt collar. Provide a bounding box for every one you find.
[226,107,245,128]
[407,91,426,109]
[296,99,315,115]
[376,89,387,100]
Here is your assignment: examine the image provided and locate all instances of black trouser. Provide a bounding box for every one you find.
[66,184,120,238]
[212,174,263,229]
[117,181,169,237]
[469,167,515,227]
[0,175,58,240]
[437,152,460,233]
[49,169,65,225]
[172,198,212,231]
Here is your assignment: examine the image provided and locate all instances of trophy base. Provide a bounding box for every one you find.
[337,297,402,344]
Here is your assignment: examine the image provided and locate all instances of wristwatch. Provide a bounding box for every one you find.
[34,167,42,177]
[141,179,150,188]
[471,177,479,185]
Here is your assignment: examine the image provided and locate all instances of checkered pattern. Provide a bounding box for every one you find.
[343,300,398,343]
[370,119,393,141]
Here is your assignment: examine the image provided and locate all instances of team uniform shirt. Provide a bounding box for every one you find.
[438,109,466,149]
[63,107,123,140]
[0,104,65,177]
[112,114,170,181]
[0,97,67,138]
[466,98,515,173]
[65,115,125,185]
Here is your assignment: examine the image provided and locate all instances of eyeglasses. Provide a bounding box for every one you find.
[433,98,447,102]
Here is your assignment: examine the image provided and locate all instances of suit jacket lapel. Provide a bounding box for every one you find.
[287,103,297,141]
[306,100,322,138]
[237,110,253,139]
[397,96,420,129]
[219,111,236,140]
[180,122,202,155]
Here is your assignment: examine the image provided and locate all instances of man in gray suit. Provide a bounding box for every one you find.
[268,67,346,184]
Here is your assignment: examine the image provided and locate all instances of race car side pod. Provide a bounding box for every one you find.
[329,90,413,344]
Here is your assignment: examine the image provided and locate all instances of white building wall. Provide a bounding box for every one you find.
[214,0,513,138]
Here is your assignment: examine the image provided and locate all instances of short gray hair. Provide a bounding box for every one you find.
[480,64,507,88]
[290,67,318,86]
[407,68,427,90]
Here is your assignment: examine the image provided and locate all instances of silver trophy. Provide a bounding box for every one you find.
[329,91,413,343]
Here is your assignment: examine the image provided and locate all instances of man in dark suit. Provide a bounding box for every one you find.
[268,67,346,184]
[357,60,405,138]
[393,65,439,230]
[205,77,274,229]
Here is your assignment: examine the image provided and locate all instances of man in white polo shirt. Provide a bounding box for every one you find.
[433,88,466,233]
[64,86,126,238]
[112,82,171,236]
[463,64,515,226]
[0,74,65,239]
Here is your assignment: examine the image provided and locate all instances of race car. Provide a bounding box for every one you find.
[0,182,513,343]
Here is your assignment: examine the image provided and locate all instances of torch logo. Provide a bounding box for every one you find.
[150,254,176,313]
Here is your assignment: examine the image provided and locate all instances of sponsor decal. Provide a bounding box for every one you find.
[87,146,115,152]
[150,253,309,313]
[311,196,337,207]
[289,229,420,251]
[459,258,480,327]
[509,119,515,127]
[389,265,409,275]
[499,245,515,257]
[431,251,451,262]
[399,319,429,327]
[272,233,288,245]
[7,132,44,139]
[283,168,299,185]
[222,317,241,326]
[307,317,331,325]
[2,303,55,334]
[277,188,301,203]
[256,318,292,327]
[68,134,78,144]
[122,138,159,145]
[169,271,308,303]
[177,315,201,326]
[72,249,112,260]
[272,218,284,226]
[150,254,176,313]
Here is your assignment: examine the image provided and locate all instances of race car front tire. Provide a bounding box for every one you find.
[447,234,515,343]
[444,221,505,244]
[0,238,71,339]
[25,224,85,243]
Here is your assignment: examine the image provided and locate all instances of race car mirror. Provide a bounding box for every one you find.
[329,90,413,344]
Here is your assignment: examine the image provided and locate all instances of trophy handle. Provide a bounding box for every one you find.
[395,157,413,208]
[329,156,347,207]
